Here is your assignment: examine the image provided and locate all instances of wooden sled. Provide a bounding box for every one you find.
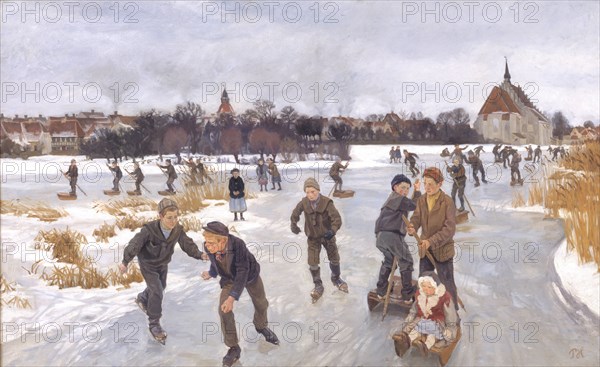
[332,190,355,198]
[367,276,416,312]
[158,190,176,196]
[510,179,524,187]
[103,189,121,196]
[126,190,142,196]
[393,326,462,367]
[57,192,77,200]
[456,210,469,224]
[524,156,533,161]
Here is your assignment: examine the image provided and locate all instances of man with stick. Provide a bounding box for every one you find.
[157,159,178,193]
[407,167,460,311]
[65,159,78,196]
[108,160,123,192]
[126,161,145,194]
[329,157,349,193]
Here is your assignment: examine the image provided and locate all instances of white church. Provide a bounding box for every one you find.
[473,60,552,145]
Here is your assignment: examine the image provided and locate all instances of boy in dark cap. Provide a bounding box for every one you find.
[465,150,487,187]
[201,221,279,367]
[373,174,421,302]
[64,159,78,195]
[119,198,208,344]
[291,177,347,302]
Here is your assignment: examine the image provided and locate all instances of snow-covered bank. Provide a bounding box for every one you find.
[554,239,600,318]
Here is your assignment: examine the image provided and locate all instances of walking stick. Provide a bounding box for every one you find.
[402,215,465,312]
[381,256,398,322]
[61,171,87,196]
[125,170,151,194]
[327,159,351,198]
[444,160,475,217]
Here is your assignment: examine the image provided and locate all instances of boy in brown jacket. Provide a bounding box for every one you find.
[407,167,459,310]
[291,177,347,302]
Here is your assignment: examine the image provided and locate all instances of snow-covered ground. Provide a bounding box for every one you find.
[1,144,599,366]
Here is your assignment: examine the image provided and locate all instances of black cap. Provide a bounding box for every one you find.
[391,174,411,190]
[202,221,229,236]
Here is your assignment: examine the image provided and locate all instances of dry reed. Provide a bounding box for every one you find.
[93,197,158,216]
[512,191,525,208]
[1,200,67,222]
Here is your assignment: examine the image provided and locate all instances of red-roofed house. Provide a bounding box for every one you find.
[109,111,138,133]
[474,60,551,145]
[48,118,85,152]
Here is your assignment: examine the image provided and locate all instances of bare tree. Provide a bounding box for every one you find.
[280,105,299,133]
[583,120,595,129]
[249,127,271,159]
[250,100,277,128]
[551,111,572,140]
[327,122,352,160]
[219,127,243,163]
[173,101,205,154]
[450,108,470,125]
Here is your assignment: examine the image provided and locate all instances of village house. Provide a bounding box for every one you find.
[0,114,52,153]
[48,117,85,152]
[473,60,552,145]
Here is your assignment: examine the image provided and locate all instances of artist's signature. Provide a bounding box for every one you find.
[569,347,584,359]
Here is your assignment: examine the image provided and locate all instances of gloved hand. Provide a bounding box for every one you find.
[291,224,301,234]
[323,230,335,240]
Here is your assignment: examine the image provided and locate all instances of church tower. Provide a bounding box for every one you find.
[217,87,235,115]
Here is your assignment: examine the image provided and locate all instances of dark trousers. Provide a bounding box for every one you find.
[166,177,175,191]
[138,264,168,321]
[376,231,413,273]
[419,256,458,310]
[219,276,269,347]
[113,177,120,191]
[307,237,340,267]
[451,181,466,207]
[135,178,143,192]
[408,163,419,177]
[472,164,486,183]
[70,178,77,194]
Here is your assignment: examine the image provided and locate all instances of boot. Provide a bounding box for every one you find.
[474,179,480,187]
[309,267,324,302]
[240,213,245,221]
[234,213,238,221]
[375,263,392,298]
[400,270,416,303]
[329,263,348,292]
[413,339,429,357]
[459,198,465,212]
[256,327,280,345]
[277,183,282,191]
[149,318,167,344]
[222,345,241,367]
[393,331,411,357]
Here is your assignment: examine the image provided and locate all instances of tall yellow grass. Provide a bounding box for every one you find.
[1,200,67,222]
[527,139,599,269]
[512,191,525,208]
[93,222,117,243]
[34,227,87,264]
[93,197,158,216]
[1,275,31,309]
[180,217,203,232]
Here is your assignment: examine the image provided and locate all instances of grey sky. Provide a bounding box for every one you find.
[1,0,598,124]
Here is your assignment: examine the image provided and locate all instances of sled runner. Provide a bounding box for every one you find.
[455,209,469,224]
[103,189,121,196]
[332,190,355,199]
[127,190,142,196]
[510,179,524,186]
[392,326,462,367]
[57,192,77,200]
[367,275,416,312]
[158,190,176,196]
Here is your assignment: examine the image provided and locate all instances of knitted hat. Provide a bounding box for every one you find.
[423,167,444,184]
[158,198,178,214]
[230,168,240,174]
[202,221,229,236]
[391,174,411,190]
[303,177,320,191]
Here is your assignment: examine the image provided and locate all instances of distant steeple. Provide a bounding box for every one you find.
[217,84,235,115]
[504,56,511,83]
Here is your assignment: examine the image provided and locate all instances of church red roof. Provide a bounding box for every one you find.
[478,86,520,115]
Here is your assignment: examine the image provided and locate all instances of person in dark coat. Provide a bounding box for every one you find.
[446,158,467,212]
[291,177,347,299]
[473,145,485,157]
[449,144,468,164]
[119,198,207,341]
[157,159,178,193]
[267,158,282,190]
[533,145,542,163]
[228,168,246,221]
[374,174,421,302]
[492,144,503,162]
[329,157,348,192]
[200,221,279,367]
[108,160,123,191]
[131,162,145,194]
[65,159,78,195]
[407,167,459,311]
[403,150,420,178]
[510,151,523,184]
[499,146,512,168]
[465,151,487,187]
[525,145,533,160]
